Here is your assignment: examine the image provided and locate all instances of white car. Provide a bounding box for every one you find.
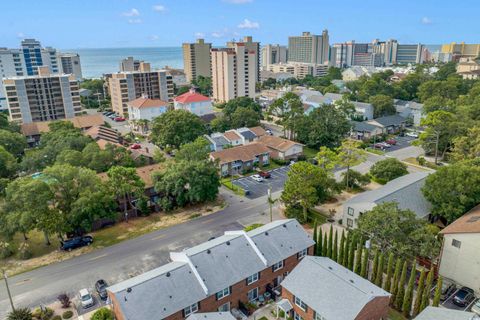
[79,288,94,309]
[471,299,480,315]
[251,174,264,182]
[406,132,419,138]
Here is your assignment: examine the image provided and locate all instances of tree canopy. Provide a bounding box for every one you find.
[369,158,408,184]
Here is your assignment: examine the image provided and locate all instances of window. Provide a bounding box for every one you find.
[218,302,230,312]
[272,260,284,272]
[246,272,259,285]
[184,303,198,317]
[298,248,307,260]
[294,296,308,311]
[347,218,353,228]
[452,239,461,248]
[247,287,258,301]
[216,287,231,300]
[347,207,354,216]
[315,312,326,320]
[294,312,304,320]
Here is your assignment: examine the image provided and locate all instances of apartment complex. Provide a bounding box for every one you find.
[120,57,144,72]
[267,63,328,79]
[288,31,329,65]
[58,53,82,80]
[108,63,174,116]
[182,39,212,83]
[3,66,82,124]
[107,219,315,320]
[441,42,480,59]
[261,44,288,69]
[211,38,258,103]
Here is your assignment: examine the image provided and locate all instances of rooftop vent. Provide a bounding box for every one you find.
[328,266,333,270]
[169,295,172,299]
[283,224,287,228]
[226,241,230,245]
[467,216,480,223]
[166,272,171,277]
[265,232,269,236]
[349,279,354,284]
[207,249,211,254]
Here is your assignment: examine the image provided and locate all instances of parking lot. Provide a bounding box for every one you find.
[441,287,478,312]
[371,135,417,153]
[232,166,290,199]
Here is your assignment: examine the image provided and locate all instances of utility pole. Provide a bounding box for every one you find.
[2,269,15,312]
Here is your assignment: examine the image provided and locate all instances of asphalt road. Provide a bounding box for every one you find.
[0,189,276,319]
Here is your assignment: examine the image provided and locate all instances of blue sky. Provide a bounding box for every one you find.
[1,0,479,49]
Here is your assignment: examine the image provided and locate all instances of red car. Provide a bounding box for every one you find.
[259,171,271,179]
[114,117,126,122]
[386,139,397,145]
[130,143,141,150]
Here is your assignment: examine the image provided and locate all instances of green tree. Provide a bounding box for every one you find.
[421,269,434,312]
[338,230,345,263]
[354,239,363,274]
[322,232,328,257]
[176,137,211,162]
[413,269,426,317]
[106,166,145,222]
[150,110,205,148]
[0,146,17,178]
[91,307,115,320]
[395,261,408,310]
[370,94,395,118]
[342,233,350,267]
[6,307,32,320]
[432,276,442,307]
[369,158,408,184]
[422,162,480,223]
[371,250,379,282]
[451,126,480,162]
[375,252,385,287]
[360,248,369,278]
[210,115,231,132]
[313,221,318,254]
[316,146,338,171]
[336,140,366,189]
[0,129,27,157]
[268,92,304,138]
[402,262,416,317]
[341,169,370,190]
[327,225,333,258]
[191,76,212,96]
[316,228,323,256]
[348,235,356,271]
[223,97,262,119]
[384,252,395,292]
[390,258,402,302]
[332,229,338,262]
[231,107,261,128]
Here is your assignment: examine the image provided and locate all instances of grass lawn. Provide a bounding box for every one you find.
[307,207,328,227]
[388,308,407,320]
[365,147,385,155]
[303,147,318,159]
[221,177,245,196]
[403,157,438,170]
[262,161,283,170]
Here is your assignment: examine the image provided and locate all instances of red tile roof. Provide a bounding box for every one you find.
[127,97,169,109]
[174,91,211,104]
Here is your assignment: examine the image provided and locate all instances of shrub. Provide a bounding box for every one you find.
[272,158,287,166]
[369,158,408,184]
[0,241,13,259]
[416,156,426,166]
[61,311,73,319]
[18,242,32,260]
[52,316,61,320]
[297,155,307,161]
[341,169,370,190]
[244,223,264,232]
[57,293,71,308]
[91,308,114,320]
[32,307,54,320]
[7,307,33,320]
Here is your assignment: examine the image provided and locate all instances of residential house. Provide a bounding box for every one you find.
[342,66,375,81]
[342,172,431,228]
[367,115,407,134]
[394,99,424,126]
[205,133,230,152]
[438,205,480,295]
[257,135,304,161]
[249,126,267,138]
[127,96,169,121]
[174,88,214,117]
[236,127,258,144]
[322,93,374,120]
[223,130,244,147]
[414,306,479,320]
[107,219,315,320]
[209,143,270,176]
[187,313,235,320]
[303,95,331,113]
[350,121,383,140]
[84,125,123,146]
[20,113,105,146]
[279,256,390,320]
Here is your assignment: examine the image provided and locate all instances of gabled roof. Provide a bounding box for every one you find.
[258,135,303,152]
[95,139,123,150]
[393,99,424,110]
[84,125,121,143]
[187,312,236,320]
[98,163,163,188]
[20,114,104,136]
[351,121,381,133]
[369,115,406,127]
[414,306,478,320]
[210,143,270,165]
[175,91,211,104]
[223,130,242,142]
[237,128,256,141]
[344,172,431,218]
[281,256,390,320]
[440,204,480,235]
[305,95,332,105]
[128,97,169,109]
[324,93,343,101]
[352,101,374,110]
[249,126,267,137]
[208,133,229,147]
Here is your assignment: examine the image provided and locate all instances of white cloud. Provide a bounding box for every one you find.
[421,17,432,25]
[150,35,160,41]
[153,5,166,12]
[128,18,143,24]
[223,0,253,3]
[237,19,259,29]
[122,8,140,17]
[195,32,206,38]
[16,32,25,39]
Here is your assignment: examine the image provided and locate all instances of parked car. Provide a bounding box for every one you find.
[251,174,264,182]
[453,287,475,307]
[79,289,94,308]
[386,139,397,145]
[95,279,108,300]
[380,142,392,148]
[114,117,126,122]
[60,235,93,251]
[406,132,419,138]
[130,143,141,150]
[266,129,273,135]
[440,281,456,301]
[258,171,271,179]
[471,299,480,315]
[373,143,386,149]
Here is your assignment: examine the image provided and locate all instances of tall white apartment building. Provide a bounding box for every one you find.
[267,63,328,79]
[288,31,329,65]
[227,36,260,82]
[120,57,143,72]
[108,63,174,116]
[58,53,82,80]
[3,66,82,124]
[182,39,212,83]
[211,41,257,103]
[261,44,287,69]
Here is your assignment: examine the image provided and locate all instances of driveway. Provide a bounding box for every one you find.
[370,135,416,153]
[232,166,290,199]
[441,288,477,311]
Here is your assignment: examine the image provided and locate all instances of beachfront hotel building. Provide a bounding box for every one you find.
[182,39,212,83]
[108,62,174,116]
[261,44,288,69]
[58,53,82,81]
[3,66,82,124]
[211,37,258,103]
[227,36,260,82]
[288,31,329,65]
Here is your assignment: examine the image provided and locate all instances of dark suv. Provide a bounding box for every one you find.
[453,287,475,307]
[60,235,93,251]
[95,279,108,300]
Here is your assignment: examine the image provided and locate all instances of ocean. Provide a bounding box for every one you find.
[68,47,184,79]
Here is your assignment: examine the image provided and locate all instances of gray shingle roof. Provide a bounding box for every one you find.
[323,93,343,101]
[414,307,478,320]
[281,256,390,320]
[238,129,256,141]
[108,262,209,320]
[209,133,229,147]
[351,121,380,133]
[371,115,406,127]
[394,99,424,110]
[187,312,236,320]
[305,95,332,105]
[344,172,431,218]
